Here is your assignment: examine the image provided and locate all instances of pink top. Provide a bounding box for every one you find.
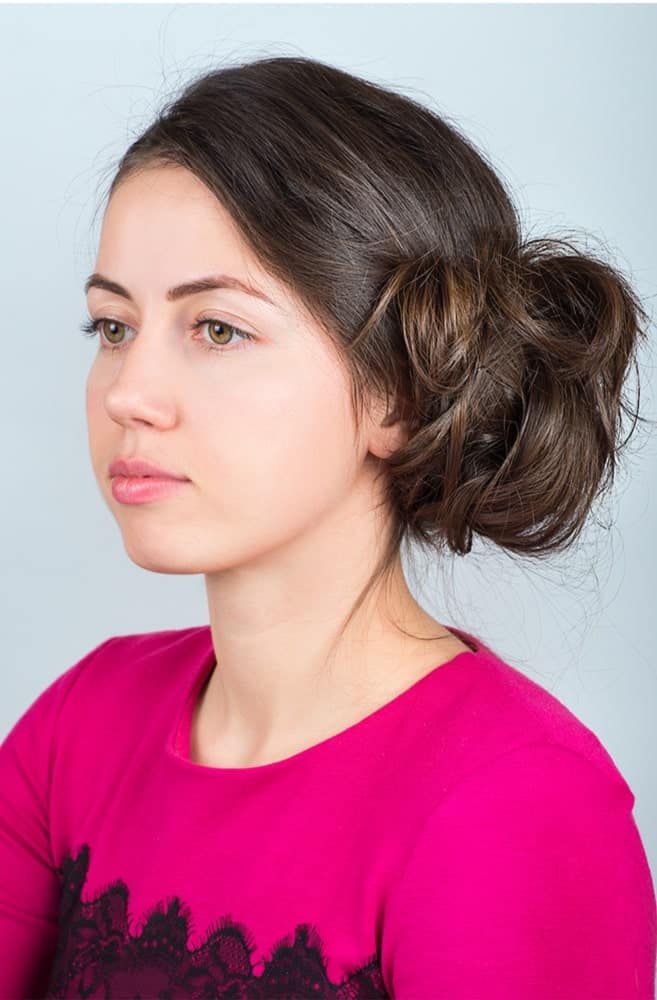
[0,623,654,998]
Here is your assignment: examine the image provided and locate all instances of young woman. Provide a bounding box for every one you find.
[1,55,654,998]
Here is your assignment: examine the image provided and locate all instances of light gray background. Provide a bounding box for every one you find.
[2,3,655,883]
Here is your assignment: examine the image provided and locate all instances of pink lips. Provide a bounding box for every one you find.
[108,456,192,505]
[108,457,189,481]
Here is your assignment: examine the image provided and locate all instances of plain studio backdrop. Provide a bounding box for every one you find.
[1,1,655,887]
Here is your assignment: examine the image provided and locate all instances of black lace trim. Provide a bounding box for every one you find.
[45,844,389,998]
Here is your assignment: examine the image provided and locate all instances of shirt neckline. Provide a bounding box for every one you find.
[167,623,487,777]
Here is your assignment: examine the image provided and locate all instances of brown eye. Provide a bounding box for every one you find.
[98,319,127,345]
[192,317,254,352]
[206,320,235,346]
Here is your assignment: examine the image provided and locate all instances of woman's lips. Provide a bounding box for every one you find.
[111,475,192,504]
[108,456,190,480]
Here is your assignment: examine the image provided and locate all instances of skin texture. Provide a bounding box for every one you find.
[85,164,470,768]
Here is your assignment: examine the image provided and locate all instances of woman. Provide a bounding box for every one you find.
[1,54,654,998]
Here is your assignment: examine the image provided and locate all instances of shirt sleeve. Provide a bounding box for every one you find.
[381,739,657,1000]
[0,637,117,998]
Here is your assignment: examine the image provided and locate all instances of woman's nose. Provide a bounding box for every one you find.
[101,333,179,429]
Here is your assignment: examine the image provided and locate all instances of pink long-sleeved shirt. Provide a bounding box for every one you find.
[0,623,655,998]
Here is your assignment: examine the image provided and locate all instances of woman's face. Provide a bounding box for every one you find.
[85,164,377,575]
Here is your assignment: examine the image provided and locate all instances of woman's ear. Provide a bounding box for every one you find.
[366,394,411,460]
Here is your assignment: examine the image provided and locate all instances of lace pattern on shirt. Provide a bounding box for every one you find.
[45,843,389,998]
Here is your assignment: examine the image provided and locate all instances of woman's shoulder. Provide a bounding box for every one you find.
[424,635,636,806]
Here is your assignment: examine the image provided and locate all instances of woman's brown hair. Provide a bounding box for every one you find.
[99,54,653,655]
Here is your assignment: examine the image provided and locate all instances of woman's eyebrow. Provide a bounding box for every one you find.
[84,272,280,309]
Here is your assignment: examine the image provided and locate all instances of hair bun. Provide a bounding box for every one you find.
[378,233,651,557]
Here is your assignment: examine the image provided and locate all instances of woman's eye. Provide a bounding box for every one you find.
[79,316,255,354]
[79,318,138,351]
[193,318,255,352]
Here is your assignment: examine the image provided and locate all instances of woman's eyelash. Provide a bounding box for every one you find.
[78,316,255,354]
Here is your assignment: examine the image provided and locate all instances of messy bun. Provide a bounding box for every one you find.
[358,232,650,561]
[104,53,652,639]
